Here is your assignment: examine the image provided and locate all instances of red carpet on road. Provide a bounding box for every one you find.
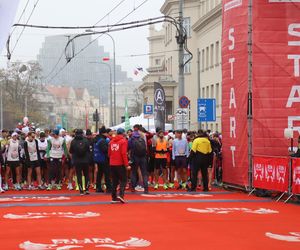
[0,188,299,250]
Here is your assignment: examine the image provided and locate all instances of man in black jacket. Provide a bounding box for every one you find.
[69,129,90,195]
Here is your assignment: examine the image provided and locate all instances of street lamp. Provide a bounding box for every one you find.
[85,30,116,125]
[88,62,113,127]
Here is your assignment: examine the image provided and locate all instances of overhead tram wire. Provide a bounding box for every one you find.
[93,0,127,26]
[46,17,184,83]
[48,0,151,83]
[41,0,127,82]
[10,0,31,35]
[8,0,40,60]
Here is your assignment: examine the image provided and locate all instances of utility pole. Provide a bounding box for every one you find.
[25,95,28,117]
[178,0,185,100]
[177,0,186,130]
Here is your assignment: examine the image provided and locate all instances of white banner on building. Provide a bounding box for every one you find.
[0,0,20,53]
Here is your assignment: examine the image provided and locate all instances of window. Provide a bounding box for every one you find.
[206,86,209,98]
[169,24,172,42]
[202,87,205,98]
[216,83,220,105]
[183,17,191,37]
[206,46,209,69]
[215,123,219,132]
[211,84,214,98]
[155,58,161,66]
[210,44,214,68]
[215,41,220,65]
[201,49,205,71]
[184,53,191,73]
[210,123,214,131]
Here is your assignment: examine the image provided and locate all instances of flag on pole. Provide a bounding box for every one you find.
[133,66,144,75]
[125,98,130,131]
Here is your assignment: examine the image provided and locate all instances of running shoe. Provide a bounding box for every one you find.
[28,185,34,190]
[154,184,159,190]
[47,184,53,191]
[117,196,125,204]
[15,184,22,191]
[0,188,5,193]
[67,183,73,190]
[80,191,84,196]
[135,185,145,192]
[168,183,175,189]
[56,185,62,190]
[182,182,187,189]
[85,190,90,195]
[38,185,45,190]
[111,200,119,204]
[3,184,8,191]
[163,183,169,190]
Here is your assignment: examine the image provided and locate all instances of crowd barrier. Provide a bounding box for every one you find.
[249,155,300,202]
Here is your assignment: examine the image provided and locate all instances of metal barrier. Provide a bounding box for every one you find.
[249,155,299,203]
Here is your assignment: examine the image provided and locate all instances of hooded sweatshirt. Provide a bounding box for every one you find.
[108,135,128,167]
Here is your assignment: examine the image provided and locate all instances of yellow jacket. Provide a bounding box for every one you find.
[191,137,212,154]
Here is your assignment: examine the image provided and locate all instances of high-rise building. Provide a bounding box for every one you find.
[37,34,128,104]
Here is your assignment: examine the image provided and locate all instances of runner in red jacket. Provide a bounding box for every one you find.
[108,128,129,203]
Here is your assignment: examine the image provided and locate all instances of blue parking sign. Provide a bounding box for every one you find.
[144,105,153,115]
[197,99,216,122]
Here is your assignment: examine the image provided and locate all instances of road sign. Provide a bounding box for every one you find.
[176,108,189,129]
[179,96,190,109]
[197,98,216,122]
[144,105,153,115]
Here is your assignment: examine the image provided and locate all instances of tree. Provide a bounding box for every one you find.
[0,61,46,128]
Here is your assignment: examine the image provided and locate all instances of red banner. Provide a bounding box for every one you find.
[252,0,300,156]
[222,0,249,186]
[253,156,289,192]
[292,158,300,194]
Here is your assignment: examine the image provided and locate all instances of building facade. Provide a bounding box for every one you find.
[140,0,222,131]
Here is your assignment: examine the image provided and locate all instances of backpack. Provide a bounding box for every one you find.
[94,138,108,163]
[73,139,87,157]
[132,137,147,157]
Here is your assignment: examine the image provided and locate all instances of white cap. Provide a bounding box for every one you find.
[35,128,41,133]
[12,132,18,137]
[59,128,66,135]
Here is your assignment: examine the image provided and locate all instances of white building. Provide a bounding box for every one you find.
[140,0,222,131]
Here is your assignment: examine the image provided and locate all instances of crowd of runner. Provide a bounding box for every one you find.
[0,125,222,203]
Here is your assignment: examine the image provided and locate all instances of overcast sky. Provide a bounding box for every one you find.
[0,0,165,81]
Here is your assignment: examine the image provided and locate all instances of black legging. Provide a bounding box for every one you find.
[96,160,112,192]
[49,158,62,184]
[191,152,212,191]
[75,163,90,192]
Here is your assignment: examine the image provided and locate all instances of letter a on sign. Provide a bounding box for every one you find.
[286,86,300,107]
[229,88,237,109]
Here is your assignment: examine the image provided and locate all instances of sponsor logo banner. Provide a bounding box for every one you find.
[4,212,100,220]
[222,0,249,186]
[0,196,70,202]
[253,156,289,192]
[187,207,279,214]
[19,237,151,249]
[292,158,300,194]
